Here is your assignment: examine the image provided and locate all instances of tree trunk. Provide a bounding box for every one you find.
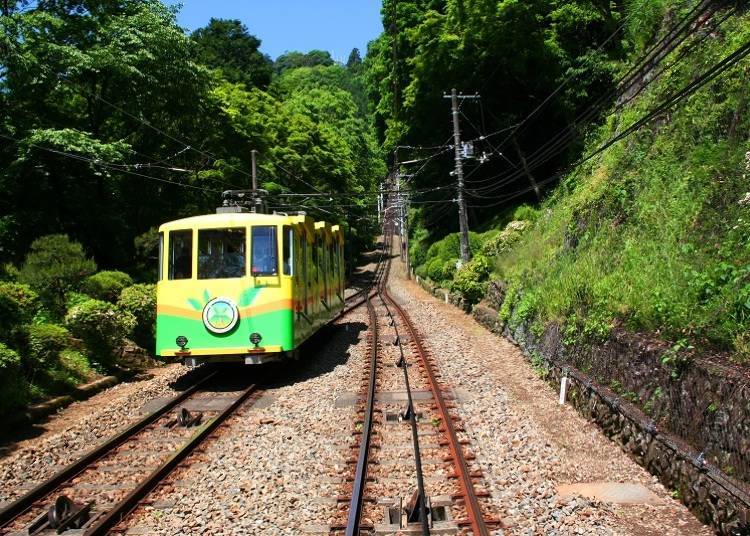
[512,136,541,201]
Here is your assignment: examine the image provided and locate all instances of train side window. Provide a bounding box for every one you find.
[158,232,164,281]
[282,226,294,276]
[168,230,192,280]
[198,228,245,279]
[251,226,278,276]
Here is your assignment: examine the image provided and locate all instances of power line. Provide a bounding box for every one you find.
[0,132,220,193]
[469,1,728,198]
[468,35,750,206]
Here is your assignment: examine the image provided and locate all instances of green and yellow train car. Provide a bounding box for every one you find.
[155,212,344,365]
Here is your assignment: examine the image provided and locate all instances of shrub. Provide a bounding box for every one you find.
[452,254,493,305]
[81,271,134,302]
[453,268,485,304]
[427,257,445,282]
[442,258,458,281]
[65,291,91,310]
[512,204,539,222]
[0,263,19,281]
[65,299,136,367]
[0,282,40,343]
[118,284,156,350]
[49,349,93,386]
[19,235,97,316]
[0,342,26,414]
[26,323,72,373]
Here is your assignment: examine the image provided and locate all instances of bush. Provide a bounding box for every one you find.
[452,254,493,305]
[442,258,458,280]
[26,323,72,373]
[426,257,445,282]
[0,282,40,343]
[118,284,156,350]
[19,235,97,316]
[65,299,136,367]
[49,349,93,386]
[512,204,539,222]
[0,342,26,414]
[0,263,19,281]
[65,291,91,310]
[81,271,134,302]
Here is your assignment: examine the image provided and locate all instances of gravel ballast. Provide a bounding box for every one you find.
[0,365,189,504]
[386,258,711,535]
[124,308,370,535]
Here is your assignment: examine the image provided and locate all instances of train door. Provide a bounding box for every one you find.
[302,232,309,317]
[322,236,329,309]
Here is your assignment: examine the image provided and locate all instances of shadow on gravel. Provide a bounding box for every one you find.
[264,320,368,388]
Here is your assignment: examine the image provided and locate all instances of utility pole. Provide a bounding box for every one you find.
[444,88,479,263]
[250,149,258,213]
[403,186,411,279]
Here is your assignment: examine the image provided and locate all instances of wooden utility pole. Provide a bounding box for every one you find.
[444,88,479,263]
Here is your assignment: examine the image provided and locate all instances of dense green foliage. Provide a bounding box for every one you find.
[0,1,381,271]
[365,0,627,242]
[0,342,25,413]
[26,323,72,374]
[81,270,134,303]
[0,282,39,343]
[118,284,156,350]
[191,18,273,89]
[493,3,750,364]
[65,298,136,366]
[19,235,97,316]
[400,2,750,365]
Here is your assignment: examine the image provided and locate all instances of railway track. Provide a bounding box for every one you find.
[0,369,266,536]
[332,229,502,535]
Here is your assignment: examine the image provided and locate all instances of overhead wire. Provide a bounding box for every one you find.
[468,33,750,206]
[0,132,220,193]
[468,0,728,198]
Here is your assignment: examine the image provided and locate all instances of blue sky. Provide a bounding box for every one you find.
[165,1,384,61]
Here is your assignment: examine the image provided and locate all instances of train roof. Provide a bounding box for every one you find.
[158,212,341,234]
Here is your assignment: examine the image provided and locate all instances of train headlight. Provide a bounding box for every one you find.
[176,336,188,350]
[249,332,262,348]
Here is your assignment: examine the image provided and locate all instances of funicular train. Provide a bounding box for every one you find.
[155,208,344,365]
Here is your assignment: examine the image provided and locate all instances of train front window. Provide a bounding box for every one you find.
[198,228,246,279]
[252,226,278,276]
[168,230,192,280]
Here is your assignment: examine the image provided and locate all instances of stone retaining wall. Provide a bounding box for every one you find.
[415,276,750,535]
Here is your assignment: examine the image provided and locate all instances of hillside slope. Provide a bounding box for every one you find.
[495,4,750,365]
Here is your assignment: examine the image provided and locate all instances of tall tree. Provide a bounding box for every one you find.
[275,49,334,74]
[191,18,273,89]
[346,47,363,72]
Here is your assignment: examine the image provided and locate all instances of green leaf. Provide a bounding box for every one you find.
[188,298,203,311]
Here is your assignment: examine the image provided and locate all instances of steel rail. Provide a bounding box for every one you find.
[339,234,391,316]
[381,293,430,535]
[344,296,379,536]
[380,286,490,536]
[0,370,217,529]
[83,380,260,535]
